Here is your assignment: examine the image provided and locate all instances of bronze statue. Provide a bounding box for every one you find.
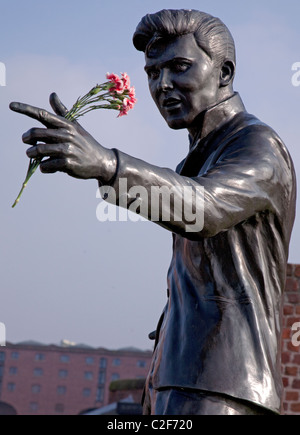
[10,9,296,415]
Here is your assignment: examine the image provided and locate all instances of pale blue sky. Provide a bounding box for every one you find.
[1,0,299,349]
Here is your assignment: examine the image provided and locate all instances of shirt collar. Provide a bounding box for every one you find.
[189,92,246,150]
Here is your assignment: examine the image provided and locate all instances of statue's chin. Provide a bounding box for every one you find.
[165,117,188,131]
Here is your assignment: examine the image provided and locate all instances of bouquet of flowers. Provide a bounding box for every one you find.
[12,72,137,207]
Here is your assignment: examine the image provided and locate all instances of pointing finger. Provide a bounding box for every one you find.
[9,102,70,129]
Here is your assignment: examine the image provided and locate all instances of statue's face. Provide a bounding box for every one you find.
[145,33,221,130]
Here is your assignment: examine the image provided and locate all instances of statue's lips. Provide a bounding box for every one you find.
[162,98,182,110]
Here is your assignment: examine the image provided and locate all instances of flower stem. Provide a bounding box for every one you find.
[12,157,42,208]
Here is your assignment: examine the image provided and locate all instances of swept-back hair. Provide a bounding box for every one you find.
[133,9,236,67]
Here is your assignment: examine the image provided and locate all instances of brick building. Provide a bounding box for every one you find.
[0,263,299,415]
[282,264,300,415]
[0,341,152,415]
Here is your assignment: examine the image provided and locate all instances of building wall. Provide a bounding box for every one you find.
[282,264,300,415]
[0,344,152,415]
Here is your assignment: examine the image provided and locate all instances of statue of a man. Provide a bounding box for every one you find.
[10,9,296,415]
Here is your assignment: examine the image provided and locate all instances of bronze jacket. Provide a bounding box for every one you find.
[104,93,296,413]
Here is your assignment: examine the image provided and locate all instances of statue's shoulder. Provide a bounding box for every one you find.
[228,111,287,154]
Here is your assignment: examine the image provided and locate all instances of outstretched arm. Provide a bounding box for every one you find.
[10,97,293,241]
[102,128,294,240]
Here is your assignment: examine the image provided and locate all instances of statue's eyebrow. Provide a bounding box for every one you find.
[144,57,194,73]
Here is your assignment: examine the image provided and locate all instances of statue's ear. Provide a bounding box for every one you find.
[220,60,235,87]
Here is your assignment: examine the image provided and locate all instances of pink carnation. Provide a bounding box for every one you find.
[128,86,136,99]
[118,98,131,117]
[106,73,137,116]
[106,72,125,94]
[127,98,136,109]
[121,73,131,90]
[128,87,137,108]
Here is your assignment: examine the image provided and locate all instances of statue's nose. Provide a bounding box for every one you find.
[158,69,173,92]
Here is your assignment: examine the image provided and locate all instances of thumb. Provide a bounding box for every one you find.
[49,93,69,117]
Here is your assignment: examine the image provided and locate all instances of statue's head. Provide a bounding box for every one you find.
[133,9,236,132]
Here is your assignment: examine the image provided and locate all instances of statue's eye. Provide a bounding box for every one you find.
[147,69,160,80]
[172,62,190,73]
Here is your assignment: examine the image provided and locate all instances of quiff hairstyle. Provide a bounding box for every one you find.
[133,9,236,68]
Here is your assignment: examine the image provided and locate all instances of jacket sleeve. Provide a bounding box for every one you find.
[101,126,295,240]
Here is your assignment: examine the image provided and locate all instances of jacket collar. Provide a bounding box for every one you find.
[177,93,246,176]
[189,92,246,152]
